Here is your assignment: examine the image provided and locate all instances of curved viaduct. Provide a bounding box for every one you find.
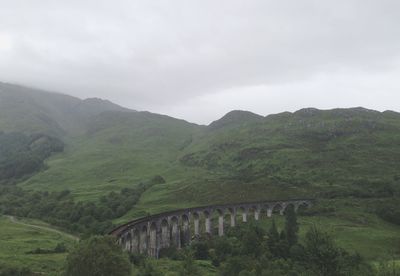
[110,199,313,258]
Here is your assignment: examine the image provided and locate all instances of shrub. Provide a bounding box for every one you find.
[64,236,131,276]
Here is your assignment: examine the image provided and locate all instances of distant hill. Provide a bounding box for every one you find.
[1,82,400,214]
[0,82,129,136]
[208,110,263,130]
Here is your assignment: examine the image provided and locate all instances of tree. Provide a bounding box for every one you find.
[267,219,280,256]
[138,259,163,276]
[0,263,34,276]
[241,225,264,257]
[64,236,131,276]
[284,205,299,247]
[220,256,254,276]
[303,226,341,276]
[179,251,200,276]
[192,240,209,260]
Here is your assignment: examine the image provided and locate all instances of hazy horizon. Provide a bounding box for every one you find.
[2,80,397,126]
[1,1,400,124]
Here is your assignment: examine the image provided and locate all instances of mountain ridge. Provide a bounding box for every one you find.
[1,82,400,210]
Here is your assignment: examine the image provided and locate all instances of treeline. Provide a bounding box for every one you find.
[18,206,398,276]
[0,132,64,182]
[0,175,165,235]
[26,242,67,255]
[192,207,371,275]
[131,207,378,276]
[0,263,34,276]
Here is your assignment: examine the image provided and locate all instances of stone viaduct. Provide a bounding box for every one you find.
[109,199,313,258]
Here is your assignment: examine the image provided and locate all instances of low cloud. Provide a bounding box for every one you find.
[0,0,399,123]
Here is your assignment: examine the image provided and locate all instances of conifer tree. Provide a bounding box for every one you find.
[284,205,299,247]
[267,219,280,256]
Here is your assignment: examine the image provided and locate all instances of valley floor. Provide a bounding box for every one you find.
[1,205,400,275]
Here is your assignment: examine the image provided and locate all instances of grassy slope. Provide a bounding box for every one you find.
[21,111,199,201]
[1,84,400,272]
[125,108,400,217]
[0,82,128,136]
[0,215,77,275]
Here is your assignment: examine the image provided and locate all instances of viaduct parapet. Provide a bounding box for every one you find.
[109,199,313,258]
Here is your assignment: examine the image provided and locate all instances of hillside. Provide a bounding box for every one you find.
[0,82,129,136]
[2,83,400,273]
[1,83,400,208]
[0,83,201,200]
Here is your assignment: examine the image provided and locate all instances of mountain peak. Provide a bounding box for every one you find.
[208,110,263,130]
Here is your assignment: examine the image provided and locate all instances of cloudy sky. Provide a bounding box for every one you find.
[0,0,399,124]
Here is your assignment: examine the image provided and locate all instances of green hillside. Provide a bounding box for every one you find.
[0,215,77,275]
[1,83,400,273]
[1,83,400,211]
[0,82,128,136]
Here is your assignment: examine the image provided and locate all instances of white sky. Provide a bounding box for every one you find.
[0,0,400,124]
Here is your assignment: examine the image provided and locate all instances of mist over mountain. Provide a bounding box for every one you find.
[1,82,399,206]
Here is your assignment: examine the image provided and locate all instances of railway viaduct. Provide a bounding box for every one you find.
[109,199,313,258]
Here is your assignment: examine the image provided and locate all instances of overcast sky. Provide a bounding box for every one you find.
[0,0,399,124]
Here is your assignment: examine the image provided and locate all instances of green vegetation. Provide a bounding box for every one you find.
[65,236,131,276]
[0,175,165,236]
[0,215,76,275]
[129,210,393,276]
[0,264,34,276]
[1,83,400,273]
[0,132,63,183]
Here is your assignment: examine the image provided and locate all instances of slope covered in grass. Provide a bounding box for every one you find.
[0,215,77,275]
[0,83,399,212]
[2,83,400,208]
[1,83,400,270]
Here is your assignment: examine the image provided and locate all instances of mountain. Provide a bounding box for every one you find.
[1,82,400,213]
[0,83,200,201]
[208,110,263,130]
[0,82,129,136]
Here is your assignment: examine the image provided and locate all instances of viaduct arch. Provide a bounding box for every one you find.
[109,199,313,258]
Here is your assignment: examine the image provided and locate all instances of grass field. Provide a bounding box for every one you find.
[0,215,77,275]
[1,202,400,275]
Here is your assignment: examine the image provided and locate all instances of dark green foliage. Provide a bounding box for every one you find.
[375,259,400,276]
[0,176,160,235]
[129,253,146,266]
[191,240,210,260]
[220,255,256,276]
[213,237,234,263]
[0,132,63,182]
[267,219,279,245]
[178,250,200,276]
[149,175,166,185]
[0,263,34,276]
[284,205,299,247]
[64,236,131,276]
[303,226,342,275]
[239,223,265,257]
[158,246,179,260]
[302,226,372,276]
[267,219,287,258]
[375,199,400,226]
[137,260,163,276]
[171,222,374,276]
[26,242,67,255]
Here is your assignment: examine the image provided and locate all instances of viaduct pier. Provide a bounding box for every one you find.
[110,199,313,258]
